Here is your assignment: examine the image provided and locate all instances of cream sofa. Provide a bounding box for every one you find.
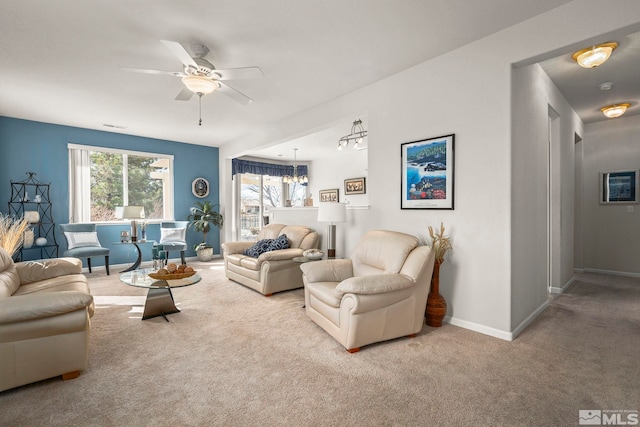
[300,230,435,352]
[222,224,319,296]
[0,247,94,392]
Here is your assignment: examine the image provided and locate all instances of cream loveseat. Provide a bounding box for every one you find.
[222,224,319,296]
[0,247,94,392]
[300,230,435,353]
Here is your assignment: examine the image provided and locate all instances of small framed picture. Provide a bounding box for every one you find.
[344,177,366,195]
[600,170,639,204]
[319,188,339,202]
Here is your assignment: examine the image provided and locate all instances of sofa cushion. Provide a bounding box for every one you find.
[0,247,20,298]
[244,238,275,257]
[63,231,101,249]
[280,225,312,248]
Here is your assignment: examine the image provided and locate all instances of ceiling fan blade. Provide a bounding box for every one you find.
[175,87,194,101]
[211,66,264,80]
[161,40,198,68]
[218,82,253,105]
[121,67,184,77]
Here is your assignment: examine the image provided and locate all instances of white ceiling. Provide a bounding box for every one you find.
[0,0,574,160]
[538,30,640,123]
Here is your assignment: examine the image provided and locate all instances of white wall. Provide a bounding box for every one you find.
[308,146,369,207]
[582,114,640,275]
[511,63,583,332]
[220,0,640,339]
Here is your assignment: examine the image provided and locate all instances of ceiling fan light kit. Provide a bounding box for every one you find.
[572,42,618,68]
[181,75,219,95]
[600,103,630,119]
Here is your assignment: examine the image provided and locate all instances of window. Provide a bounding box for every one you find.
[68,144,174,223]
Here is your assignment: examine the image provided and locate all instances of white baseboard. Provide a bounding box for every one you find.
[573,268,585,274]
[582,268,640,278]
[510,299,549,340]
[549,276,575,294]
[443,316,513,341]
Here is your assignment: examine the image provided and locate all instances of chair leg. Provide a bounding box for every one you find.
[164,252,170,266]
[180,250,186,265]
[347,347,361,353]
[105,256,110,275]
[87,258,92,273]
[62,371,81,380]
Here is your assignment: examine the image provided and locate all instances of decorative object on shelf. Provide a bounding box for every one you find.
[9,172,58,260]
[35,237,48,246]
[401,134,455,210]
[600,103,630,119]
[187,200,223,262]
[122,206,145,242]
[319,188,339,203]
[140,222,147,242]
[572,42,617,68]
[317,202,346,259]
[283,148,308,184]
[23,228,34,249]
[599,170,639,204]
[120,230,130,243]
[338,119,367,150]
[344,177,366,195]
[0,214,28,258]
[425,222,453,327]
[192,177,210,198]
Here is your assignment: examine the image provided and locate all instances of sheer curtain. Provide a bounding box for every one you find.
[68,145,91,223]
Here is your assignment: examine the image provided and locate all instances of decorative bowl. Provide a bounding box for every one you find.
[304,251,324,261]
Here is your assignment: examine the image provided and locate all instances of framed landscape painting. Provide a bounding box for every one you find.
[401,134,455,209]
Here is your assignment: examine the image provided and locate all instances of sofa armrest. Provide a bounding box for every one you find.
[0,291,93,324]
[221,241,253,255]
[300,259,354,283]
[15,258,83,285]
[258,248,303,261]
[335,274,415,298]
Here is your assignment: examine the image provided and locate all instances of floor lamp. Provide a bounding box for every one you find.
[317,202,346,259]
[122,206,145,242]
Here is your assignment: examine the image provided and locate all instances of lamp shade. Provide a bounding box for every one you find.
[317,202,346,223]
[122,206,145,219]
[182,76,219,94]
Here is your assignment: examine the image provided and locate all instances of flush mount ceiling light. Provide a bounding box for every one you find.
[283,148,308,185]
[600,103,631,119]
[572,42,618,68]
[338,119,368,150]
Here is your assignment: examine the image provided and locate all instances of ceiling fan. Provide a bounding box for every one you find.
[123,40,263,124]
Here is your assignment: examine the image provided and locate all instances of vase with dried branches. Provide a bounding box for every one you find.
[426,222,452,327]
[0,214,28,259]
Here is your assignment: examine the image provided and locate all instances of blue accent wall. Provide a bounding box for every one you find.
[0,116,220,267]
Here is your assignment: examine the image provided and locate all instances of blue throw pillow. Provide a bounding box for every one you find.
[268,234,289,251]
[244,239,274,257]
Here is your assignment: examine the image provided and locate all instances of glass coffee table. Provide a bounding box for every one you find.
[119,269,201,321]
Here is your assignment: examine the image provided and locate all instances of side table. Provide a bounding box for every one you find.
[114,241,156,272]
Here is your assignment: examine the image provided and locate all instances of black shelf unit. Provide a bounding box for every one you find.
[8,172,59,261]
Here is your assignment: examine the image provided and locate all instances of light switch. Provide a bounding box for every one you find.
[627,206,634,213]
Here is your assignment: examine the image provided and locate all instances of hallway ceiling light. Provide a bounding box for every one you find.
[283,148,308,184]
[338,119,367,150]
[572,42,618,68]
[600,103,630,119]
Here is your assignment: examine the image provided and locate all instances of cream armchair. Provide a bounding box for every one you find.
[300,230,435,353]
[222,224,319,296]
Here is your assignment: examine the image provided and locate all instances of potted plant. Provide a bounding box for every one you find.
[187,201,223,262]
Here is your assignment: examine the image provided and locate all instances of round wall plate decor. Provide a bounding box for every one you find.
[192,178,210,198]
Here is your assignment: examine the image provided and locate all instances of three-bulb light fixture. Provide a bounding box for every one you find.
[571,41,632,119]
[283,148,308,184]
[337,119,367,150]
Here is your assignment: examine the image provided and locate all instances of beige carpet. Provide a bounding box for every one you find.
[1,262,638,426]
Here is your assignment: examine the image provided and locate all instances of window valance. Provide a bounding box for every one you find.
[232,158,308,178]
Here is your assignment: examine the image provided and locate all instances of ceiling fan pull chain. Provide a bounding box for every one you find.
[198,93,203,126]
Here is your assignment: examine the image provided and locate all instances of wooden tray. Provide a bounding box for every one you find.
[148,271,196,280]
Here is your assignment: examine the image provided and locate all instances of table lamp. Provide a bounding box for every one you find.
[122,206,145,242]
[317,202,346,259]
